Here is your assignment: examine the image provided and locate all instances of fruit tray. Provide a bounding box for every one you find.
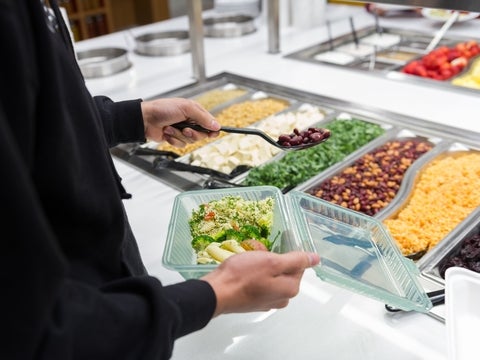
[285,26,480,94]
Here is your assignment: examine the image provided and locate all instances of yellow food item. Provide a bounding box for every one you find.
[157,98,289,156]
[383,152,480,256]
[452,57,480,89]
[205,242,235,262]
[193,88,247,110]
[376,50,419,62]
[220,239,246,254]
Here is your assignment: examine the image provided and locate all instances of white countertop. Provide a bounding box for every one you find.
[75,4,480,359]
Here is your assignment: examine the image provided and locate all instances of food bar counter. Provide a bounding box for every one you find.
[75,4,480,359]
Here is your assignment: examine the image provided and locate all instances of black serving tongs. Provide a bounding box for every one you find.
[129,142,180,159]
[172,121,330,151]
[385,289,445,313]
[153,158,232,180]
[132,147,180,159]
[153,158,251,180]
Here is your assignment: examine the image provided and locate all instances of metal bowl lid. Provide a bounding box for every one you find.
[76,47,131,79]
[134,30,190,56]
[203,14,256,37]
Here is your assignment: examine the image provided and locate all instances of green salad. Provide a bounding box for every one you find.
[188,195,277,263]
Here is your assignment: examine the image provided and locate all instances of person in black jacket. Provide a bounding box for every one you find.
[1,1,320,359]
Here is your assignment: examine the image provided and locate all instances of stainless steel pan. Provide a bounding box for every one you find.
[203,14,256,37]
[134,30,190,56]
[76,47,131,78]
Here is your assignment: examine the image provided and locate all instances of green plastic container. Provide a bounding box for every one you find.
[163,186,432,313]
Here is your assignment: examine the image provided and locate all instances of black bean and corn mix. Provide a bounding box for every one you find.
[242,116,385,190]
[309,139,433,216]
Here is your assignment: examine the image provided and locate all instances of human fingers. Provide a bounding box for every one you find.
[162,100,220,143]
[243,253,317,309]
[242,252,317,300]
[261,252,319,299]
[163,122,219,144]
[272,251,320,276]
[142,98,220,143]
[178,99,220,132]
[202,251,319,316]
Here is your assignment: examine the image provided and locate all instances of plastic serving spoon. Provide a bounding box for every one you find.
[172,121,331,151]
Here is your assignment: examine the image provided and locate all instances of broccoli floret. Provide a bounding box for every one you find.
[191,235,215,252]
[240,225,262,239]
[212,229,227,242]
[239,225,273,250]
[224,229,246,242]
[259,225,270,238]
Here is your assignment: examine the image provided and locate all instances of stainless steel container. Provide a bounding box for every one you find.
[418,206,480,286]
[76,47,131,79]
[203,14,256,37]
[134,30,190,56]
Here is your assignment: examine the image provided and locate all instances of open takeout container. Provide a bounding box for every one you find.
[163,186,433,313]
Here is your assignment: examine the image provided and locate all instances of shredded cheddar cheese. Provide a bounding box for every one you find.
[383,152,480,256]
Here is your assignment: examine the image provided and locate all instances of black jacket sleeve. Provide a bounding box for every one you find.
[93,96,146,147]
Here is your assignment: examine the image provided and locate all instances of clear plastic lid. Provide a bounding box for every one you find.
[164,185,432,312]
[286,190,433,313]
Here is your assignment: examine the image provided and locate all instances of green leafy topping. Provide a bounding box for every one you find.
[242,118,385,189]
[191,235,215,252]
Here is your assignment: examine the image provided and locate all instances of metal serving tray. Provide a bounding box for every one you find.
[377,144,480,247]
[111,72,480,192]
[296,129,444,219]
[152,89,296,156]
[229,111,395,190]
[375,142,480,219]
[285,26,480,96]
[176,101,331,176]
[418,206,480,286]
[381,143,480,253]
